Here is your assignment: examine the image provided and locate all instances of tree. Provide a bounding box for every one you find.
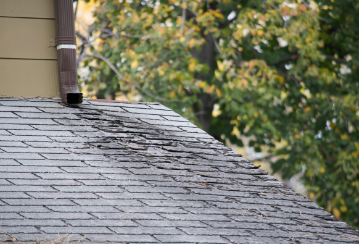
[77,0,359,228]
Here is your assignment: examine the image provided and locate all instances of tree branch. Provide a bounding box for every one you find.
[100,28,143,39]
[318,144,335,165]
[186,8,222,54]
[180,1,186,34]
[272,54,348,66]
[277,71,305,113]
[324,55,348,64]
[85,54,182,103]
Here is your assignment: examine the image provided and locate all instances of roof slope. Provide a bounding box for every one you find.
[0,98,358,244]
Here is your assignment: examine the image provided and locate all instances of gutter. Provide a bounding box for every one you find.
[54,0,83,104]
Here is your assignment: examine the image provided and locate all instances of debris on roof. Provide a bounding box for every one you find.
[0,98,358,243]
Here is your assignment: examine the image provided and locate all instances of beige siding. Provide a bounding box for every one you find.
[0,0,59,98]
[0,0,55,19]
[0,59,59,98]
[0,17,57,60]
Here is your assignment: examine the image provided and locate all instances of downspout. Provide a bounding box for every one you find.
[54,0,83,104]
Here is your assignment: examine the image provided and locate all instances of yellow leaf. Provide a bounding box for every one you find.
[305,107,311,113]
[330,121,336,128]
[216,88,222,98]
[278,75,284,84]
[249,60,254,71]
[182,2,187,9]
[298,4,307,11]
[157,67,165,76]
[131,59,139,69]
[188,39,196,48]
[199,81,207,89]
[99,83,106,90]
[341,134,348,140]
[240,79,248,85]
[231,126,240,137]
[333,208,340,219]
[319,167,325,174]
[309,192,314,198]
[217,60,224,71]
[188,58,196,72]
[188,63,195,72]
[340,205,348,213]
[206,84,215,94]
[169,91,175,98]
[327,204,332,212]
[212,12,224,19]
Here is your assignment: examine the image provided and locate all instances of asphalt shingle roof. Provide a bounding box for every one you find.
[0,97,358,243]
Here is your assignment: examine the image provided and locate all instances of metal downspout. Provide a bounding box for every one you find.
[54,0,83,104]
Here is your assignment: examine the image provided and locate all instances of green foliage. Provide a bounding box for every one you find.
[78,0,359,228]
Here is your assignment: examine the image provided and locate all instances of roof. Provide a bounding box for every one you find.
[0,97,358,244]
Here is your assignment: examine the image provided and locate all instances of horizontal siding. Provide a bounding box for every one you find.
[0,17,57,60]
[0,59,59,98]
[0,0,55,19]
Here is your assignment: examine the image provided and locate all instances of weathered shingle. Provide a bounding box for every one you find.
[0,97,358,243]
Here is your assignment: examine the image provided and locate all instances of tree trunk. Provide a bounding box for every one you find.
[191,33,217,133]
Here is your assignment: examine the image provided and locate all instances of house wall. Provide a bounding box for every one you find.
[0,0,60,98]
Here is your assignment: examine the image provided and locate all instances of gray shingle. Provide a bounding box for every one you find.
[18,159,87,167]
[0,153,45,160]
[71,199,143,206]
[40,226,113,234]
[109,226,182,235]
[0,166,63,173]
[35,173,105,180]
[31,125,97,131]
[65,219,139,227]
[0,226,41,234]
[0,206,51,212]
[0,112,19,118]
[0,141,29,147]
[86,234,158,243]
[46,206,121,213]
[0,101,63,107]
[0,173,39,180]
[0,98,357,244]
[2,147,70,154]
[0,135,52,142]
[153,235,228,243]
[0,130,12,136]
[21,212,94,219]
[26,192,99,199]
[136,220,207,227]
[0,159,21,165]
[0,107,42,112]
[0,118,58,125]
[8,130,75,137]
[178,227,251,236]
[14,112,79,119]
